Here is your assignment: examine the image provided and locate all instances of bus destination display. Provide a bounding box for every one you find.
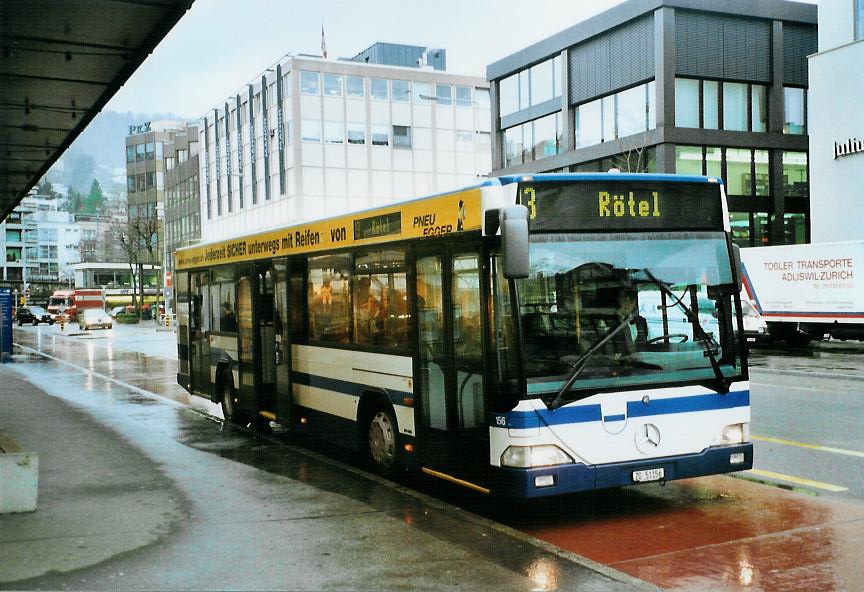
[353,212,402,241]
[520,181,724,232]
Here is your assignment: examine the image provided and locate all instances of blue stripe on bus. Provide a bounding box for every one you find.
[627,390,749,418]
[494,390,749,430]
[292,371,413,406]
[504,405,601,429]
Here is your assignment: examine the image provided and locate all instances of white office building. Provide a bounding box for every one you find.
[808,0,864,242]
[199,53,491,241]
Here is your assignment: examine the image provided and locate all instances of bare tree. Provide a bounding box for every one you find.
[111,211,158,318]
[610,132,652,173]
[127,214,160,319]
[115,225,140,312]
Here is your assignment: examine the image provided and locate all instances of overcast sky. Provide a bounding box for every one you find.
[107,0,627,118]
[107,0,819,120]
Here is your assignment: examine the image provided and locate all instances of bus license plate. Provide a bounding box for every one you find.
[632,468,664,483]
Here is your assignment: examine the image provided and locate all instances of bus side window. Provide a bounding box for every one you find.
[353,249,409,350]
[209,283,221,332]
[308,254,352,343]
[289,270,306,342]
[191,295,201,330]
[219,282,237,333]
[200,284,211,332]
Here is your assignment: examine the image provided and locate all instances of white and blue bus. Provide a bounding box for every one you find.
[175,173,752,497]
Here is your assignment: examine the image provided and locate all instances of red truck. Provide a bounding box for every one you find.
[47,289,104,321]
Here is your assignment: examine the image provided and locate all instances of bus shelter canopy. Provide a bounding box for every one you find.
[0,0,194,220]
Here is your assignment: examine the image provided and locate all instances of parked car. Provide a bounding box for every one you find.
[79,308,113,331]
[108,306,127,318]
[16,306,54,326]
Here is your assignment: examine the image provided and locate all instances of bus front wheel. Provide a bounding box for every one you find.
[367,408,399,475]
[220,380,245,426]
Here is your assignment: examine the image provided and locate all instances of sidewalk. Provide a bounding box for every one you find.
[0,360,649,591]
[0,369,187,584]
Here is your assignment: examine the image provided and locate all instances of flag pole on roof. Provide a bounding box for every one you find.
[321,23,327,59]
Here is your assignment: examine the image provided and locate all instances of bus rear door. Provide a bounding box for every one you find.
[189,272,211,396]
[236,262,295,426]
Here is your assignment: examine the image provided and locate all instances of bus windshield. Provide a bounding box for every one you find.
[511,231,742,400]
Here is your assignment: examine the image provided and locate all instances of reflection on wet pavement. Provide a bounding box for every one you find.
[12,326,864,591]
[15,326,222,418]
[10,326,640,591]
[486,473,864,590]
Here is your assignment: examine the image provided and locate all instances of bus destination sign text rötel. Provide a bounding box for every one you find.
[520,181,724,232]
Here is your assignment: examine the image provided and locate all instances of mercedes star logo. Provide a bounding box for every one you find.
[636,423,661,452]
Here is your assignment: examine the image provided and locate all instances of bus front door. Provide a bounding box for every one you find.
[415,248,489,487]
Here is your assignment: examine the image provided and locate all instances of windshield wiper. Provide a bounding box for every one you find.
[639,268,730,394]
[548,311,638,411]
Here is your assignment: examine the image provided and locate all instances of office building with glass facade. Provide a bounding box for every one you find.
[163,126,200,281]
[487,0,816,247]
[126,121,197,263]
[199,53,490,242]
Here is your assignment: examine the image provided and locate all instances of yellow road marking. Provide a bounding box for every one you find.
[421,467,490,494]
[746,468,848,492]
[753,435,864,459]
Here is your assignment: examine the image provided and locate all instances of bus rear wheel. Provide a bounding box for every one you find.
[367,408,399,475]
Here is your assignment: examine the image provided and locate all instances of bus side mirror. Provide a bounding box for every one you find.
[501,205,529,279]
[732,244,743,292]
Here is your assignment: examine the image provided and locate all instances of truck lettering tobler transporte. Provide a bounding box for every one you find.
[174,173,752,498]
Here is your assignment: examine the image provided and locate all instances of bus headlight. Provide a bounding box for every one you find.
[714,423,750,445]
[501,445,574,468]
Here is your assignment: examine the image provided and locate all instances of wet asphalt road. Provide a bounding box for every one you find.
[6,323,642,591]
[8,323,864,590]
[748,342,864,501]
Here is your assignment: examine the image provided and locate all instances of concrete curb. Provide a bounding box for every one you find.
[0,432,38,514]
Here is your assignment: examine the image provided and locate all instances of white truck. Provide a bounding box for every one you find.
[740,241,864,345]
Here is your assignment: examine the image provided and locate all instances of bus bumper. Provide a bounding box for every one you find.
[493,443,753,498]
